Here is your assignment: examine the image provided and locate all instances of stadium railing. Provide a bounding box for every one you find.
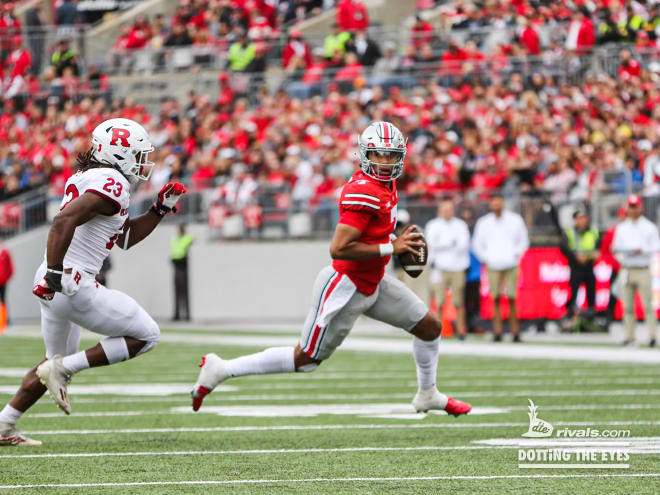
[87,45,656,111]
[124,181,658,245]
[14,23,650,78]
[0,186,49,239]
[4,182,658,245]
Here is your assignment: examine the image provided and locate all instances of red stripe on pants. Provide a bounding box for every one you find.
[305,274,343,357]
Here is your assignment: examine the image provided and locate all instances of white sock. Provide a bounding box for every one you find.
[62,351,90,375]
[225,347,295,378]
[0,404,23,425]
[413,336,440,390]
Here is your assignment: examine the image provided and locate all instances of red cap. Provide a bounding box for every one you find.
[627,194,642,207]
[11,35,22,45]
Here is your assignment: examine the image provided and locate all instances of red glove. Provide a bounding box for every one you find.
[33,278,55,301]
[151,182,187,217]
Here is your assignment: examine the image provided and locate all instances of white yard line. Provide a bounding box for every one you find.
[0,445,511,459]
[4,438,660,460]
[21,421,660,436]
[0,384,237,397]
[4,369,660,386]
[5,330,660,363]
[159,334,660,364]
[18,403,660,420]
[30,389,660,403]
[3,377,660,394]
[27,411,149,419]
[1,473,659,489]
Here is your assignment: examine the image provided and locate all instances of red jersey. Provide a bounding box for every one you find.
[333,171,398,295]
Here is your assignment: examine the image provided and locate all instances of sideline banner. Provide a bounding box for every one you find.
[479,247,660,320]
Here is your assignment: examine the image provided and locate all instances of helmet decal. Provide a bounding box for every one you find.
[109,128,131,147]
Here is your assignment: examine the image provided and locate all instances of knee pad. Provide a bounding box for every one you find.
[100,337,130,364]
[136,340,157,356]
[135,320,160,356]
[297,362,319,373]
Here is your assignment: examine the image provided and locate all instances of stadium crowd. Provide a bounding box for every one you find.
[1,54,659,211]
[1,1,660,209]
[102,0,660,75]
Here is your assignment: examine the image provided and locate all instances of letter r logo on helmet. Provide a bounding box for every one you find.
[110,128,131,147]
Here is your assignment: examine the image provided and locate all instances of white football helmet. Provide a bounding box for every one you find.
[91,118,155,184]
[358,121,407,181]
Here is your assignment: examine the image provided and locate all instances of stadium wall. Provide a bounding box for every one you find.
[7,224,330,324]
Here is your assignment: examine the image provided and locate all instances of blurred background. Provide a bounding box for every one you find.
[1,0,660,342]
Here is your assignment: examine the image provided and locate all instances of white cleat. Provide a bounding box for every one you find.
[191,353,229,411]
[36,356,72,415]
[0,422,42,446]
[413,387,449,413]
[413,388,472,416]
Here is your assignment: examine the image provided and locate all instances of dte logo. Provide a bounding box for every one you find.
[522,399,553,438]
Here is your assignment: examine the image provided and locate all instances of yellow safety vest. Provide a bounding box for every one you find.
[565,227,598,254]
[171,234,194,261]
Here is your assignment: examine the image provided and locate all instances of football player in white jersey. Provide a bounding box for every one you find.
[0,118,186,446]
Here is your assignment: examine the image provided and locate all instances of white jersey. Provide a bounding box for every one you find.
[58,167,130,274]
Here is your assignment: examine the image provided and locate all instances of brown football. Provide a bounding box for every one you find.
[398,231,427,278]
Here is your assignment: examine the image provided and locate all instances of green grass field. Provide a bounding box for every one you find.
[0,330,659,494]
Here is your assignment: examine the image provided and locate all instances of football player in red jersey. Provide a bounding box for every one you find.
[192,121,471,416]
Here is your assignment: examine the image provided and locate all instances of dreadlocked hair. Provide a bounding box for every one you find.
[75,147,104,172]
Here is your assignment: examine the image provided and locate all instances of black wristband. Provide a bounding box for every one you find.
[46,262,64,272]
[150,202,170,218]
[45,263,64,292]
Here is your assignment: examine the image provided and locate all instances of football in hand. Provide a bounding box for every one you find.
[398,230,427,278]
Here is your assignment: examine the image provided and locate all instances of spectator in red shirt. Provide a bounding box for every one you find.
[334,52,362,81]
[5,36,31,98]
[439,40,467,79]
[0,2,21,62]
[0,240,13,321]
[7,36,30,78]
[336,0,369,32]
[282,30,312,72]
[127,16,152,50]
[411,14,434,49]
[217,72,234,106]
[618,49,641,80]
[302,48,326,84]
[463,40,485,68]
[577,14,595,52]
[520,18,540,55]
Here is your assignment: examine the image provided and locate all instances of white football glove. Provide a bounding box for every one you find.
[61,268,83,297]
